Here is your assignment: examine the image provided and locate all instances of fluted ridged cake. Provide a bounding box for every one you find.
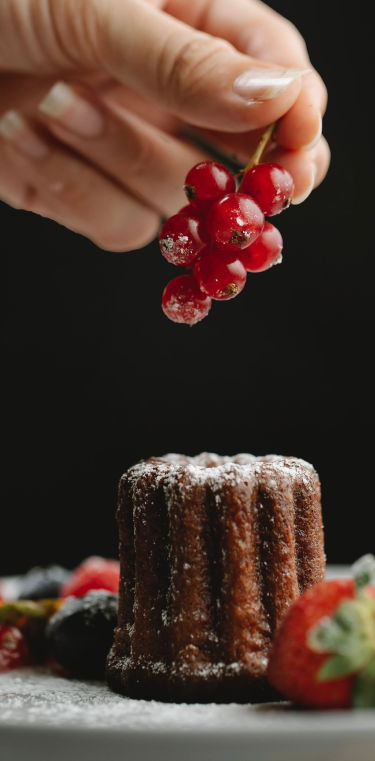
[107,453,325,703]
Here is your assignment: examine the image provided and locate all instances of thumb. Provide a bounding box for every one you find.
[0,0,307,133]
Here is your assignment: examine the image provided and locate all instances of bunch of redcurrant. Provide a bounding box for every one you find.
[159,123,295,325]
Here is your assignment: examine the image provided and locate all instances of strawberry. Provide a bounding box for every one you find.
[61,556,120,598]
[0,625,32,671]
[0,599,62,663]
[267,555,375,709]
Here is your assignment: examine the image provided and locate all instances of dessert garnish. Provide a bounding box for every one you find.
[267,554,375,708]
[61,556,120,598]
[46,590,118,678]
[159,123,295,324]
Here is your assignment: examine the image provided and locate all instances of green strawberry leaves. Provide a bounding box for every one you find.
[0,599,61,626]
[318,650,374,681]
[353,659,375,708]
[308,555,375,708]
[352,555,375,591]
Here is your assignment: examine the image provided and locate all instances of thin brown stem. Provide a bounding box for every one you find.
[238,121,277,190]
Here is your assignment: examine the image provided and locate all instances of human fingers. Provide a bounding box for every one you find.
[0,112,159,251]
[0,75,201,219]
[265,137,331,204]
[167,0,327,150]
[35,82,210,217]
[0,0,307,133]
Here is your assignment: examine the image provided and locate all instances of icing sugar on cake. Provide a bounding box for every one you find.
[107,453,325,703]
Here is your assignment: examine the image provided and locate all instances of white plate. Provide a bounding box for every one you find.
[1,566,373,761]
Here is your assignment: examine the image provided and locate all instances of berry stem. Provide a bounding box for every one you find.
[238,121,277,190]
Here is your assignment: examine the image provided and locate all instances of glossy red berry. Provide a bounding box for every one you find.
[241,163,294,216]
[195,249,247,300]
[239,222,283,272]
[159,213,210,266]
[61,557,120,598]
[207,193,264,251]
[177,205,203,217]
[162,275,211,324]
[183,161,236,214]
[0,625,31,672]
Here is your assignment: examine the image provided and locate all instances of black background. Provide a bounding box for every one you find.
[1,0,373,575]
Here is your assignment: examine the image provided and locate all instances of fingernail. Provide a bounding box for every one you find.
[233,68,311,102]
[291,163,317,205]
[38,82,104,138]
[302,113,322,151]
[0,110,49,159]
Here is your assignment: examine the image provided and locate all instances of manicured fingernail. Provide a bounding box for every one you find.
[38,82,104,138]
[291,164,317,205]
[303,114,322,151]
[0,110,49,159]
[233,68,310,102]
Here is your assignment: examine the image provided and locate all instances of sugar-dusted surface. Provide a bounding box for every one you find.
[107,453,325,703]
[2,571,374,761]
[0,667,281,730]
[1,667,375,761]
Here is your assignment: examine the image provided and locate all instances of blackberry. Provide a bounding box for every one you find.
[46,590,118,678]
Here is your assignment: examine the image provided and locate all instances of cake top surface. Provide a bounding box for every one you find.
[122,453,317,493]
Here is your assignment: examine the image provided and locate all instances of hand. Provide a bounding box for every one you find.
[0,0,329,251]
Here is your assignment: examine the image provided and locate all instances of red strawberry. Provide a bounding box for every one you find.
[267,555,375,709]
[0,625,32,672]
[61,556,120,598]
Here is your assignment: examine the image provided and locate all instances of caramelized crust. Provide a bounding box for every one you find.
[107,454,325,702]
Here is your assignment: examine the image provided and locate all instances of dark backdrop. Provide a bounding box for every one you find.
[1,0,373,574]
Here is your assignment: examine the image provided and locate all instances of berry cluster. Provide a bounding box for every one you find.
[0,556,120,677]
[159,124,294,325]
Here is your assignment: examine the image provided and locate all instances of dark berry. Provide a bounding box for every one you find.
[46,591,118,678]
[241,163,294,216]
[207,193,264,251]
[162,274,211,324]
[183,161,236,214]
[61,556,120,598]
[239,221,283,272]
[18,565,70,601]
[0,625,31,671]
[159,213,210,266]
[195,249,247,300]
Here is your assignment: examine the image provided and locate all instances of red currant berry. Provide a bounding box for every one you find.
[178,205,203,217]
[239,221,283,272]
[0,625,31,672]
[159,213,210,266]
[207,193,264,251]
[241,163,294,216]
[162,275,211,324]
[195,248,247,300]
[183,161,235,214]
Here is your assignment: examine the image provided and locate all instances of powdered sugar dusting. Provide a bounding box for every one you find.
[0,668,294,730]
[110,452,324,702]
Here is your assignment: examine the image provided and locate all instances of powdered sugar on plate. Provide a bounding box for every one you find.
[0,667,287,730]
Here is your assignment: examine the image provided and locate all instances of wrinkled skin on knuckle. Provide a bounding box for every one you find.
[158,33,235,109]
[0,0,83,71]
